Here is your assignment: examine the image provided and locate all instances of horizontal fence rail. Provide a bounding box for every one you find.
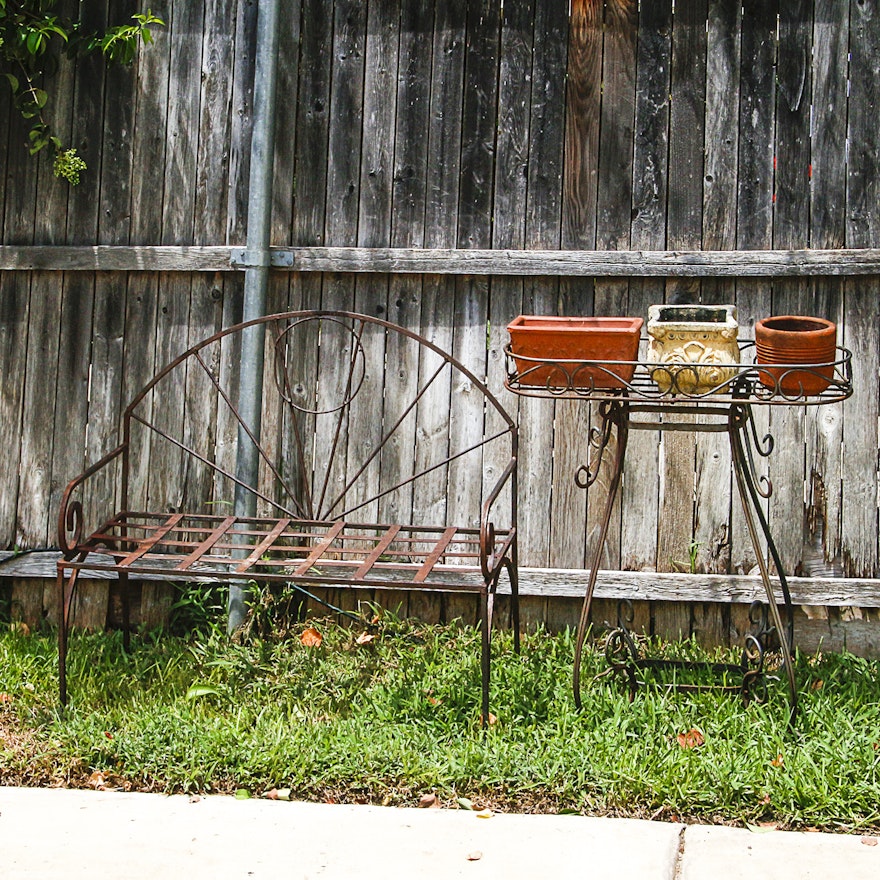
[5,246,880,276]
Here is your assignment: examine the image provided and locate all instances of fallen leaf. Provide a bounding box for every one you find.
[457,797,474,810]
[476,809,493,819]
[811,679,824,691]
[189,795,201,803]
[265,788,291,801]
[418,793,438,808]
[480,712,497,727]
[427,695,442,706]
[104,731,113,740]
[234,789,251,800]
[0,693,12,703]
[355,631,375,646]
[10,621,30,636]
[861,837,878,847]
[466,851,483,862]
[88,771,106,790]
[746,822,778,834]
[759,793,771,805]
[301,627,323,648]
[771,754,784,768]
[676,728,705,749]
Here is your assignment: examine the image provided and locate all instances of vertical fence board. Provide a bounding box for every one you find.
[730,0,777,576]
[620,0,670,580]
[843,0,880,578]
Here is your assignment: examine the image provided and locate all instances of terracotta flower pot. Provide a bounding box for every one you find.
[507,315,643,389]
[754,315,837,395]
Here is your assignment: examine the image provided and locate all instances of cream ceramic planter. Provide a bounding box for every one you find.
[647,304,740,394]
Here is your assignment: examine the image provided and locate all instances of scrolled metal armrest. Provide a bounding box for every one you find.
[57,444,127,558]
[479,457,517,581]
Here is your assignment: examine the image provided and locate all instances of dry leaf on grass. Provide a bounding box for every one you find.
[771,754,784,768]
[300,627,323,648]
[355,631,375,646]
[88,771,106,790]
[676,728,704,749]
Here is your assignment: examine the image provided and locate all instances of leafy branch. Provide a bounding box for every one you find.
[0,0,163,184]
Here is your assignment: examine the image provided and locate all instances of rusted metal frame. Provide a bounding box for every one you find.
[117,514,185,566]
[313,318,370,518]
[127,412,303,521]
[353,525,402,579]
[336,428,514,520]
[234,517,293,572]
[728,404,798,724]
[57,443,128,557]
[191,348,308,519]
[415,527,459,582]
[174,516,239,570]
[291,520,347,575]
[322,359,449,520]
[573,400,630,710]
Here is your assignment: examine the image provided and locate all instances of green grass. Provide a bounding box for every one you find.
[1,613,879,832]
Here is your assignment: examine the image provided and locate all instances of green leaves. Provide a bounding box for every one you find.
[0,2,164,182]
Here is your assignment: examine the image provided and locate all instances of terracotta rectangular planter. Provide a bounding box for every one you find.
[507,315,643,389]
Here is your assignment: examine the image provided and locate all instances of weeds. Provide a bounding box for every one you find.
[1,618,879,831]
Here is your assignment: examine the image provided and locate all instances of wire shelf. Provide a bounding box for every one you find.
[504,340,852,407]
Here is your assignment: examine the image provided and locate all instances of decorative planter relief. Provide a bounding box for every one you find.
[506,315,643,389]
[646,304,740,394]
[754,315,837,395]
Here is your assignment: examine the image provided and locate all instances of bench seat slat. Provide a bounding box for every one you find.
[117,513,184,566]
[292,520,346,575]
[234,518,293,572]
[353,525,402,579]
[175,516,238,570]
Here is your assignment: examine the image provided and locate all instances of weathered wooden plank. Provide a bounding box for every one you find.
[620,1,671,575]
[696,0,741,577]
[16,282,63,547]
[7,245,880,276]
[0,279,29,548]
[730,0,778,576]
[7,551,880,607]
[765,2,812,578]
[481,0,532,626]
[842,0,880,578]
[195,0,237,247]
[226,0,258,244]
[805,0,848,573]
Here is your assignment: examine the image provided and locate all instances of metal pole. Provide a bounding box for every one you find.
[228,0,282,632]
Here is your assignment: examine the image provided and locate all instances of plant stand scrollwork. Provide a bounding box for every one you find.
[505,342,853,725]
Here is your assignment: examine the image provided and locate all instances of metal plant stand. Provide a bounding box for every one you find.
[505,340,853,724]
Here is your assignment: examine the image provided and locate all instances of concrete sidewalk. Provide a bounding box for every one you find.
[0,787,877,879]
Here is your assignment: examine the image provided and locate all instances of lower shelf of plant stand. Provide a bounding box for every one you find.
[596,600,782,708]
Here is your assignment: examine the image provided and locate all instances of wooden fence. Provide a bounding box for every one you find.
[2,0,880,649]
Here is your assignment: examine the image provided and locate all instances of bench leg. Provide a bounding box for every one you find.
[505,557,520,654]
[480,588,492,727]
[57,566,81,706]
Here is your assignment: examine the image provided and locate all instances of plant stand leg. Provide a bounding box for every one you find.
[573,400,630,710]
[729,404,798,725]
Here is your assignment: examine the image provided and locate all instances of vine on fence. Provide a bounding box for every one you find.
[0,0,163,184]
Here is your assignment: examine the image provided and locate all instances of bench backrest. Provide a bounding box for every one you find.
[118,311,517,532]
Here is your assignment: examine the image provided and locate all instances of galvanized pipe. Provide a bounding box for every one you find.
[229,0,282,632]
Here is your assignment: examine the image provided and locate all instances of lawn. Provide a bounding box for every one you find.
[1,595,879,832]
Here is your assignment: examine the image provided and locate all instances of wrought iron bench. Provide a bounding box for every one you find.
[56,310,519,722]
